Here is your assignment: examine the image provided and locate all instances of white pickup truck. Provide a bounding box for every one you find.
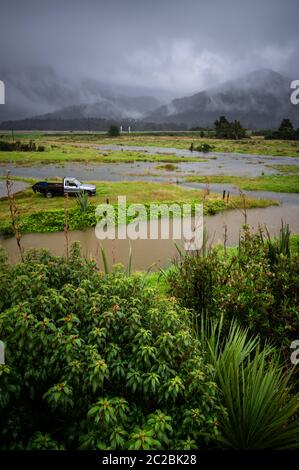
[32,177,96,198]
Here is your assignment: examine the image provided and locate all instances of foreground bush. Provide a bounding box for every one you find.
[169,226,299,353]
[0,245,221,450]
[203,319,299,449]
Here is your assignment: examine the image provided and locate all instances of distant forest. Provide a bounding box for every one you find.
[0,118,191,132]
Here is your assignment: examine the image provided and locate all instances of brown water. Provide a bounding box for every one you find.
[0,181,29,198]
[1,205,299,270]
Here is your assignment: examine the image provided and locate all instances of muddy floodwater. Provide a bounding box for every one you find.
[0,180,29,198]
[0,144,298,270]
[1,205,299,271]
[1,146,299,183]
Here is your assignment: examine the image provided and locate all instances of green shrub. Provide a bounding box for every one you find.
[0,245,221,449]
[194,143,214,153]
[0,140,45,152]
[168,227,299,353]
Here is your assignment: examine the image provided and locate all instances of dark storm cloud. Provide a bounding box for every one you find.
[0,0,299,95]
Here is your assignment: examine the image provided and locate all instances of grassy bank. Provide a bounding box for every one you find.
[0,141,205,165]
[266,164,299,174]
[185,174,299,193]
[0,180,278,235]
[6,133,299,157]
[2,133,299,157]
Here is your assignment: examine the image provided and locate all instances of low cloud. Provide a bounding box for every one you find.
[114,39,299,94]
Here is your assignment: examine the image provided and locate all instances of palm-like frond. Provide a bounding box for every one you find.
[203,318,299,449]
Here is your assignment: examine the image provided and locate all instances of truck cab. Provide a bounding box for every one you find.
[64,177,84,194]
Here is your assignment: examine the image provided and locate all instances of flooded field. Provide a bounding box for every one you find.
[1,144,298,269]
[2,204,299,270]
[2,148,299,183]
[0,180,29,198]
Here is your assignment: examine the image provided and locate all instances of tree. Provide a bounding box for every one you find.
[108,125,120,137]
[214,116,246,139]
[265,118,296,140]
[278,119,294,139]
[214,116,229,137]
[294,127,299,141]
[230,120,246,140]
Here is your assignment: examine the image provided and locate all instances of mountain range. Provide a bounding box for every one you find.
[146,69,299,129]
[0,68,298,130]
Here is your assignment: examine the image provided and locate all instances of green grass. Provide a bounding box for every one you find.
[2,133,299,157]
[290,234,299,252]
[266,164,299,174]
[95,135,299,157]
[0,144,100,164]
[0,180,278,234]
[185,174,299,193]
[142,271,170,295]
[0,144,206,165]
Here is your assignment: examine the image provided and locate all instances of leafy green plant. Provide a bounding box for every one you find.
[76,190,89,213]
[169,226,299,352]
[259,221,291,265]
[203,318,299,449]
[0,244,221,449]
[100,243,109,274]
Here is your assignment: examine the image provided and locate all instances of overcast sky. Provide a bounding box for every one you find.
[1,0,299,95]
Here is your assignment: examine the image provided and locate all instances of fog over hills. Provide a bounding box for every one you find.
[0,68,298,130]
[146,69,299,129]
[1,0,299,130]
[0,65,166,124]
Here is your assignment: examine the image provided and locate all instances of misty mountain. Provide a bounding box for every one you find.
[0,65,164,123]
[1,68,299,130]
[146,69,299,129]
[31,95,161,122]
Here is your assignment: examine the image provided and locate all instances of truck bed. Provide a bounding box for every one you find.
[32,181,64,194]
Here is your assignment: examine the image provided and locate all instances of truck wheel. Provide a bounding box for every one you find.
[88,191,93,196]
[45,191,53,198]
